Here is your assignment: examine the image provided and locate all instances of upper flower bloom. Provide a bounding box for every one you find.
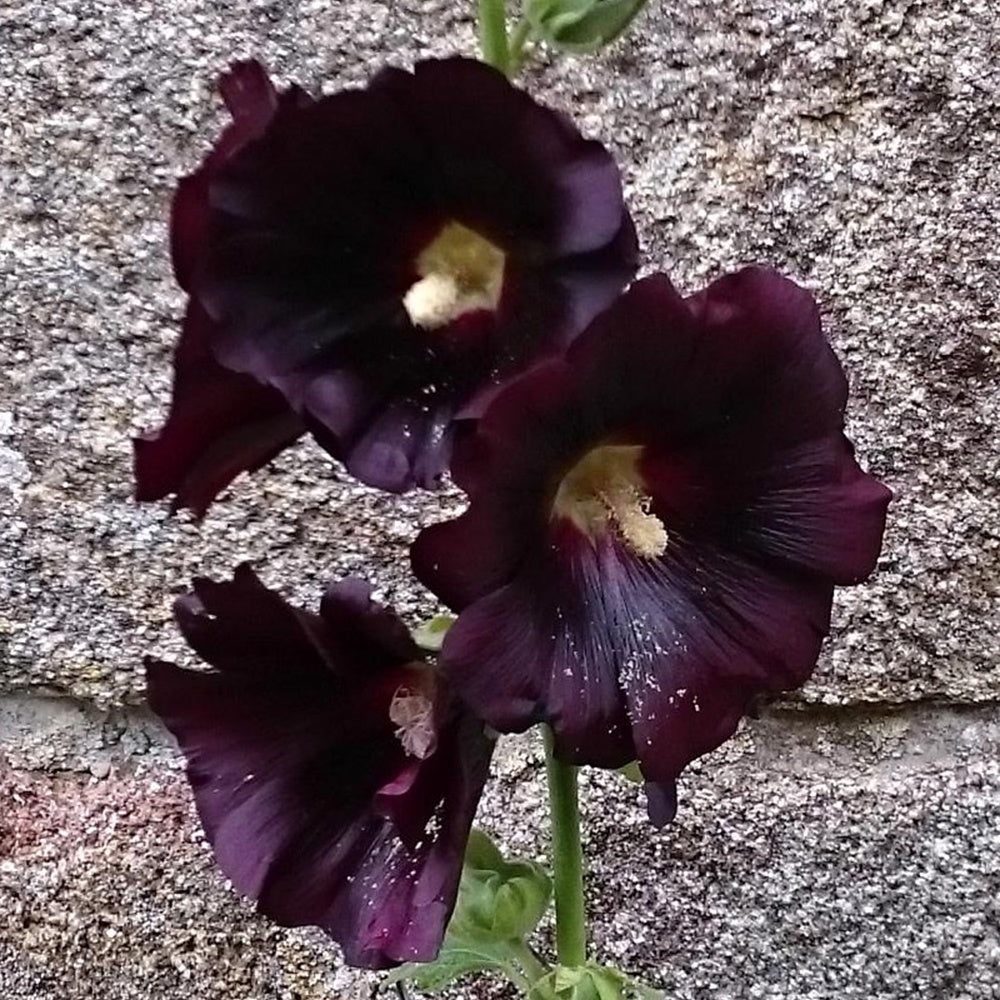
[152,56,636,503]
[146,565,493,968]
[412,268,890,825]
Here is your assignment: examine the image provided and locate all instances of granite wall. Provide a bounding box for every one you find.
[1,0,997,997]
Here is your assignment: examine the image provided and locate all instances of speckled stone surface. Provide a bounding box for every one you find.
[1,0,996,708]
[2,706,999,1000]
[1,1,999,995]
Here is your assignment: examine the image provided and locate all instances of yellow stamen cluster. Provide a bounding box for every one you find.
[552,445,668,559]
[403,221,505,330]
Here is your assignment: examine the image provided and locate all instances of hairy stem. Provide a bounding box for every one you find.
[543,726,587,967]
[478,0,511,74]
[508,16,534,74]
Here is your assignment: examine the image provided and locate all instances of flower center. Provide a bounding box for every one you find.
[403,221,505,330]
[389,682,437,760]
[552,444,668,559]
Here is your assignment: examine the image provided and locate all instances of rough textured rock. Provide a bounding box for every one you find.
[1,0,998,996]
[1,0,996,708]
[2,708,999,999]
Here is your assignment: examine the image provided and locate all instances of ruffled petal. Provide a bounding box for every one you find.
[132,303,305,516]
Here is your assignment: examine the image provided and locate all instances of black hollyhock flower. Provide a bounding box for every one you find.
[160,56,636,498]
[412,268,890,825]
[146,565,494,969]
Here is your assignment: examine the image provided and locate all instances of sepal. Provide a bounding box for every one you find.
[387,829,552,993]
[532,964,665,1000]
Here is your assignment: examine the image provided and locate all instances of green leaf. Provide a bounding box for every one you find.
[525,0,648,53]
[617,760,644,784]
[386,943,510,992]
[412,614,455,652]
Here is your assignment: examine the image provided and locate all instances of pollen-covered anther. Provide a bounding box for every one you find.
[599,481,669,560]
[403,221,505,330]
[553,444,668,559]
[389,684,438,759]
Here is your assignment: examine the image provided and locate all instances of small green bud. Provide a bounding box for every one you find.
[386,831,554,994]
[617,760,644,784]
[525,0,648,54]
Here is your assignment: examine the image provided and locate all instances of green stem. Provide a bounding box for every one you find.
[478,0,511,74]
[508,16,534,74]
[510,939,550,983]
[543,726,587,967]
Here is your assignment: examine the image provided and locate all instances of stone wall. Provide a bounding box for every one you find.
[1,1,997,997]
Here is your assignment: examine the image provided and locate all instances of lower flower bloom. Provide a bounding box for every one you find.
[412,268,891,824]
[146,565,493,968]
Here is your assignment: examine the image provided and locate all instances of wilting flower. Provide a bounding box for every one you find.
[412,268,890,825]
[143,56,636,506]
[145,565,493,968]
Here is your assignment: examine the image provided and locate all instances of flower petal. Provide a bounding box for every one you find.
[725,435,892,585]
[681,267,849,445]
[172,61,312,291]
[319,577,423,666]
[371,59,628,256]
[644,780,678,828]
[132,303,305,516]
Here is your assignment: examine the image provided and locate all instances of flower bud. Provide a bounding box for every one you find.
[526,0,648,53]
[449,829,552,942]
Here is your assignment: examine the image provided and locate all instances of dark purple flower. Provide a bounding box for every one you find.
[412,268,890,825]
[161,56,636,497]
[145,564,493,968]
